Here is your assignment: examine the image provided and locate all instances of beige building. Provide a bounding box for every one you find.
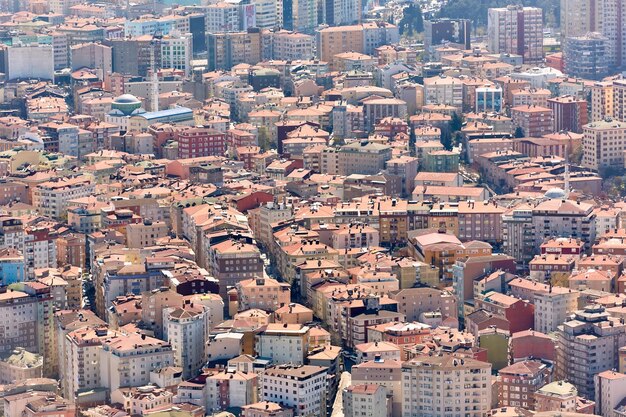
[99,333,175,392]
[126,221,169,249]
[555,305,626,399]
[0,347,43,385]
[351,359,402,417]
[582,119,626,171]
[595,370,626,417]
[402,355,492,416]
[234,277,291,313]
[241,401,294,417]
[535,381,580,413]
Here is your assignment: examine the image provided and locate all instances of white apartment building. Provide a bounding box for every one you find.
[261,365,328,417]
[595,370,626,417]
[163,303,209,379]
[343,384,389,417]
[206,2,241,33]
[401,355,492,417]
[161,33,193,76]
[556,305,626,400]
[423,75,464,109]
[100,333,174,392]
[255,324,309,365]
[205,370,258,411]
[63,327,120,402]
[252,0,278,28]
[32,175,96,219]
[271,31,314,61]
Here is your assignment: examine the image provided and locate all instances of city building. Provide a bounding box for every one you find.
[261,365,327,417]
[487,5,544,64]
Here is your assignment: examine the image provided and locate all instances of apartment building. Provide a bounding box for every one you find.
[207,29,262,71]
[401,355,492,417]
[163,302,210,379]
[99,332,175,392]
[63,326,120,402]
[582,119,626,171]
[176,128,226,159]
[343,384,390,417]
[208,238,264,298]
[234,277,291,312]
[0,347,42,385]
[126,221,169,249]
[261,365,328,417]
[32,176,96,219]
[534,381,581,413]
[548,96,589,133]
[498,360,552,409]
[205,370,258,412]
[316,23,398,62]
[564,33,609,80]
[487,5,543,64]
[555,305,626,399]
[511,106,554,138]
[595,370,626,417]
[255,324,310,365]
[241,401,294,417]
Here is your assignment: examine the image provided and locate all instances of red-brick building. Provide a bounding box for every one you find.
[177,127,226,159]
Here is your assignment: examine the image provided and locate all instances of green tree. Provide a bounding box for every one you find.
[440,131,453,151]
[514,127,525,138]
[399,5,424,36]
[450,112,462,133]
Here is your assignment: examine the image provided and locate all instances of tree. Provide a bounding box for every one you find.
[450,112,462,133]
[440,131,453,151]
[399,5,424,36]
[514,127,525,138]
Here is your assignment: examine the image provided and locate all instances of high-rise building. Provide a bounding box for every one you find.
[424,19,471,52]
[595,370,626,417]
[163,302,210,379]
[487,5,543,64]
[318,0,361,26]
[560,0,626,69]
[498,360,552,409]
[402,355,492,416]
[555,305,626,399]
[282,0,317,33]
[560,0,599,38]
[207,29,262,71]
[564,33,609,80]
[582,118,626,171]
[547,95,589,133]
[160,33,193,76]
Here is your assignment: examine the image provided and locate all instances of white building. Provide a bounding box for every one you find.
[255,324,309,365]
[343,384,390,417]
[100,333,174,392]
[206,2,242,33]
[161,33,193,76]
[163,303,210,379]
[32,175,96,219]
[261,365,327,417]
[6,45,54,81]
[595,370,626,417]
[252,0,278,28]
[63,327,120,402]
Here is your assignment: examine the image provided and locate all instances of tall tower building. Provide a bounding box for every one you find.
[487,5,544,64]
[561,0,626,69]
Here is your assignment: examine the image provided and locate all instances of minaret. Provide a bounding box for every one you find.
[150,38,159,112]
[564,153,570,199]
